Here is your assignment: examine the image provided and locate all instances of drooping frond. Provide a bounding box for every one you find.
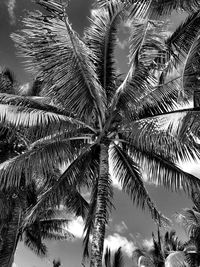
[110,143,170,226]
[84,0,125,102]
[23,229,47,257]
[0,134,86,189]
[104,247,111,267]
[37,218,74,240]
[177,209,200,237]
[111,18,167,112]
[182,36,200,97]
[112,247,124,267]
[135,77,182,118]
[24,144,100,226]
[12,1,106,123]
[129,19,167,68]
[128,0,200,18]
[128,142,200,195]
[166,11,200,70]
[0,67,16,95]
[116,64,156,120]
[121,119,200,163]
[0,201,21,267]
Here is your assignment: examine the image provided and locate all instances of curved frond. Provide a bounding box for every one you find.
[84,0,125,102]
[12,1,106,123]
[135,77,182,118]
[112,247,124,267]
[0,135,82,189]
[23,229,47,257]
[128,0,200,18]
[182,36,200,97]
[25,144,100,226]
[128,142,200,195]
[166,11,200,73]
[111,18,167,112]
[110,144,170,226]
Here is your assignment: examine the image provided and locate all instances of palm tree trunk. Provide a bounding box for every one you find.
[0,200,21,267]
[90,142,110,267]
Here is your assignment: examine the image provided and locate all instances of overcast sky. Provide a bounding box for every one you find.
[0,1,198,267]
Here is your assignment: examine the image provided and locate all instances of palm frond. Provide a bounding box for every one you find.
[166,11,200,69]
[128,0,200,18]
[121,120,200,163]
[129,19,167,68]
[0,102,97,142]
[135,77,183,118]
[177,209,200,237]
[84,0,125,102]
[104,247,111,267]
[12,1,106,123]
[112,247,124,267]
[23,229,47,257]
[111,18,167,112]
[39,218,74,240]
[24,144,100,226]
[0,136,82,189]
[182,36,200,97]
[0,201,21,267]
[128,142,200,195]
[110,143,170,226]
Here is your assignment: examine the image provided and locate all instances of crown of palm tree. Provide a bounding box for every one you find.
[0,0,200,266]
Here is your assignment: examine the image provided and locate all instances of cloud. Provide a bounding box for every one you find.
[104,233,135,257]
[12,263,18,267]
[7,0,16,25]
[116,38,128,50]
[67,217,85,239]
[114,221,128,234]
[142,238,154,250]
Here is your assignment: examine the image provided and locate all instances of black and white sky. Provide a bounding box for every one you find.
[0,1,199,267]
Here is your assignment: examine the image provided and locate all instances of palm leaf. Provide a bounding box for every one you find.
[24,144,100,226]
[128,142,200,195]
[84,0,125,102]
[128,0,200,18]
[112,247,124,267]
[12,1,106,123]
[0,201,21,267]
[111,143,170,226]
[182,36,200,97]
[23,229,47,257]
[166,11,200,69]
[0,136,83,189]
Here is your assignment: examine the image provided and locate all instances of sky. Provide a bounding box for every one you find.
[0,0,199,267]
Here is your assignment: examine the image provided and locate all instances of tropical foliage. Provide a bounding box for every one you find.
[1,0,200,266]
[103,247,124,267]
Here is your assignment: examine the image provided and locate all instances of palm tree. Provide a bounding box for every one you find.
[104,247,124,267]
[132,229,188,267]
[0,182,74,267]
[0,0,200,266]
[53,259,61,267]
[0,70,82,266]
[176,191,200,266]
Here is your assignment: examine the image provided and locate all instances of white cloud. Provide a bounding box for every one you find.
[67,217,85,239]
[7,0,16,25]
[114,221,128,234]
[143,238,154,250]
[12,263,18,267]
[116,38,128,50]
[19,82,31,95]
[104,233,135,258]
